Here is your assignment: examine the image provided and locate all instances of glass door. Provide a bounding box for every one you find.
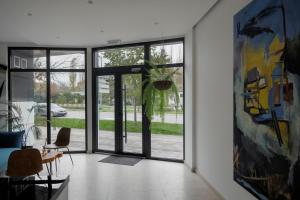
[122,74,142,154]
[97,75,115,151]
[96,73,143,155]
[93,39,185,161]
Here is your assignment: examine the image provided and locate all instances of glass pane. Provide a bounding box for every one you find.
[150,42,183,65]
[50,50,85,69]
[10,72,47,148]
[122,74,142,154]
[10,50,46,69]
[50,72,86,151]
[95,46,144,68]
[0,70,7,131]
[98,76,115,151]
[151,67,184,160]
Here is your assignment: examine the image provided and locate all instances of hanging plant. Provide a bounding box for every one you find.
[153,80,173,91]
[142,60,180,123]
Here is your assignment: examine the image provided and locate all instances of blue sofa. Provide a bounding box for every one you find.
[0,130,24,173]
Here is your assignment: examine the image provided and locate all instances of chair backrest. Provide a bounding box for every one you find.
[54,127,71,147]
[6,149,43,177]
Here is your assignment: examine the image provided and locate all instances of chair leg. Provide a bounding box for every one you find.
[66,147,74,165]
[7,178,16,200]
[55,158,58,175]
[7,178,11,200]
[37,173,42,180]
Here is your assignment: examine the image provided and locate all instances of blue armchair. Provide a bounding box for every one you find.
[0,130,24,173]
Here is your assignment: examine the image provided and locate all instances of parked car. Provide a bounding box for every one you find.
[36,103,67,117]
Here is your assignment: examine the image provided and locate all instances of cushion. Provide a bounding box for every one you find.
[0,148,19,173]
[0,130,25,148]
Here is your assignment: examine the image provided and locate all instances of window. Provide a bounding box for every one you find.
[150,67,184,160]
[50,50,85,69]
[10,72,47,148]
[150,42,183,65]
[95,46,144,68]
[50,72,86,151]
[10,50,46,69]
[8,48,86,152]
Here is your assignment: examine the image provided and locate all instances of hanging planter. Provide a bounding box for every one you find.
[153,80,173,90]
[142,60,180,123]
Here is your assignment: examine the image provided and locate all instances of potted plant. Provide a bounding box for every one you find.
[142,61,180,122]
[0,102,42,148]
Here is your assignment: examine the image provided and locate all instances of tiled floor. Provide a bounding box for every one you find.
[59,154,222,200]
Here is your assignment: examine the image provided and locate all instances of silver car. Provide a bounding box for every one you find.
[36,103,67,117]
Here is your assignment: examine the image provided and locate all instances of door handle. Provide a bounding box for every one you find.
[131,68,141,73]
[123,85,128,143]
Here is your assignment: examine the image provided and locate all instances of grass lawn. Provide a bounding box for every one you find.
[97,105,183,114]
[35,117,183,136]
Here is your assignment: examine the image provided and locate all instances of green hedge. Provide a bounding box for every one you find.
[35,117,183,136]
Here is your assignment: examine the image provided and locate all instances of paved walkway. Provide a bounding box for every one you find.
[64,110,183,123]
[33,127,183,160]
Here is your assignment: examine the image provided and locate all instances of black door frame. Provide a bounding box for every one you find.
[92,37,185,162]
[93,70,144,157]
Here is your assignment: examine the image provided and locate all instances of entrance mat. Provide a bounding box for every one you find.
[99,155,142,166]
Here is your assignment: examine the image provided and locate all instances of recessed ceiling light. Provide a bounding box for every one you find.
[27,12,33,16]
[88,0,93,4]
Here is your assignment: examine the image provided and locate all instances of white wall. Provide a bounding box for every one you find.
[193,0,256,199]
[0,44,8,65]
[184,29,195,170]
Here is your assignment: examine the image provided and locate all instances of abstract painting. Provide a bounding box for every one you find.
[234,0,300,199]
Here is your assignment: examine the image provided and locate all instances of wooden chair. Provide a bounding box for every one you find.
[43,127,73,165]
[6,149,64,199]
[7,148,43,177]
[6,149,43,198]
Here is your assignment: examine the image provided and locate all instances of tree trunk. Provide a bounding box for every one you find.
[133,98,137,123]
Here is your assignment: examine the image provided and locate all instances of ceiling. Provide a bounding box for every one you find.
[0,0,217,47]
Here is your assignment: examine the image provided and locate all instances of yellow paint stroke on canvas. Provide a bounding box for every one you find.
[242,35,289,145]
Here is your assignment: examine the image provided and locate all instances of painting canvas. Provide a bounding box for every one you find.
[234,0,300,199]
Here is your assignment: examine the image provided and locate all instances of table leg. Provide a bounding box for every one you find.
[47,175,52,199]
[45,163,50,175]
[50,162,53,175]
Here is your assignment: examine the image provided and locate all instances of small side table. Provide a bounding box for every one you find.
[41,151,63,175]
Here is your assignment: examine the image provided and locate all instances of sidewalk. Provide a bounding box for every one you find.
[34,127,183,160]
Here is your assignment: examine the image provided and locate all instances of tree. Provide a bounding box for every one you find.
[69,58,77,91]
[33,55,80,97]
[102,47,173,123]
[102,48,144,123]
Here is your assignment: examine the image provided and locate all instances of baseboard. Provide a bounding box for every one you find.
[184,162,196,172]
[86,150,93,154]
[195,169,225,200]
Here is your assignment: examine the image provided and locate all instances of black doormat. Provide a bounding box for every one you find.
[99,155,142,166]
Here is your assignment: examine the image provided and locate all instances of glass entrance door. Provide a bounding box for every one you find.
[97,75,115,151]
[122,74,142,154]
[96,73,143,155]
